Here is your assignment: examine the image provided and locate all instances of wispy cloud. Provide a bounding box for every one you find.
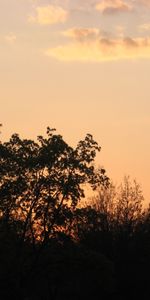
[139,23,150,32]
[137,0,150,7]
[45,27,150,62]
[4,33,17,44]
[96,0,133,14]
[28,5,68,25]
[63,28,100,41]
[115,25,126,37]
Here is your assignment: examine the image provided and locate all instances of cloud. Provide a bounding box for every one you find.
[28,5,68,25]
[115,25,126,37]
[123,37,138,47]
[4,33,17,44]
[45,27,150,62]
[63,28,100,41]
[96,0,133,14]
[139,23,150,31]
[137,0,150,7]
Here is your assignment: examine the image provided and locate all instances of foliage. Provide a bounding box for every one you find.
[0,127,150,300]
[0,127,109,244]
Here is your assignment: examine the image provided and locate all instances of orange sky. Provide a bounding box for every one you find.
[1,0,150,202]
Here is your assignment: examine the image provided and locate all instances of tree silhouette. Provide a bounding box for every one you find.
[0,127,150,300]
[0,127,109,247]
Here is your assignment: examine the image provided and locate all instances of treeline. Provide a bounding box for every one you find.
[0,128,150,299]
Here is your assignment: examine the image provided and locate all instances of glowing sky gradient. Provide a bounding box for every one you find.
[1,0,150,201]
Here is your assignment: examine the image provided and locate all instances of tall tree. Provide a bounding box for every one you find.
[0,127,109,245]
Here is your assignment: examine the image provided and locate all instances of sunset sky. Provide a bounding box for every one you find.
[1,0,150,201]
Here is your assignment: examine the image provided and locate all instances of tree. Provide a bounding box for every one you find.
[0,127,109,246]
[0,127,111,298]
[91,176,144,231]
[115,176,144,230]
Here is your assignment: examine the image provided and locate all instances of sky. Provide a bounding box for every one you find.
[1,0,150,202]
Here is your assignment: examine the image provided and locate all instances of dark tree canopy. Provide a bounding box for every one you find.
[0,127,149,300]
[0,127,109,243]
